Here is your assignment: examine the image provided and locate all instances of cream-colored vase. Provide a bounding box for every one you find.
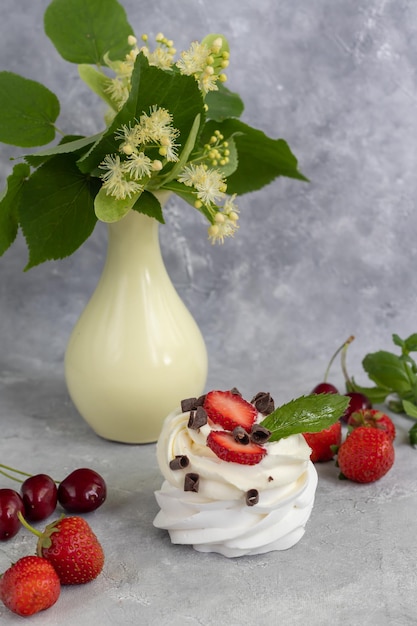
[64,192,208,444]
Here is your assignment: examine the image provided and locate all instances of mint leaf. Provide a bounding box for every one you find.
[349,379,391,403]
[0,163,30,255]
[402,399,417,420]
[0,72,59,147]
[402,333,417,354]
[260,393,349,442]
[44,0,134,65]
[200,118,307,194]
[409,423,417,447]
[362,350,416,395]
[205,84,244,121]
[19,154,100,269]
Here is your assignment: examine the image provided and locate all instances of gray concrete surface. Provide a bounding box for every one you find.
[1,1,417,623]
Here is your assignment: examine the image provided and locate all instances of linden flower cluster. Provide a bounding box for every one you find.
[99,33,238,243]
[104,34,229,111]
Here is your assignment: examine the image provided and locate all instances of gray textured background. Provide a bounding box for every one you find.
[1,2,417,624]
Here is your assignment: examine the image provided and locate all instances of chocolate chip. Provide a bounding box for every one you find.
[251,392,275,415]
[268,476,274,482]
[233,426,250,445]
[169,455,190,470]
[188,406,208,430]
[230,387,242,396]
[246,489,259,506]
[196,394,206,406]
[181,397,198,412]
[184,473,200,492]
[250,424,271,444]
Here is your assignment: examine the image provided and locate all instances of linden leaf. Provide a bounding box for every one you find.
[19,154,100,269]
[205,84,244,121]
[0,163,30,256]
[44,0,134,65]
[201,118,308,193]
[78,64,118,111]
[132,191,165,223]
[0,72,59,147]
[260,394,349,442]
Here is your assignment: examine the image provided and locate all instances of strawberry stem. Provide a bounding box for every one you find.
[323,335,355,382]
[17,511,43,538]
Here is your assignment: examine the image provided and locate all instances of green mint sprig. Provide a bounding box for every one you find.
[350,333,417,446]
[260,393,349,442]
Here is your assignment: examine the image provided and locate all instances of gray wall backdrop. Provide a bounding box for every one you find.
[1,0,416,405]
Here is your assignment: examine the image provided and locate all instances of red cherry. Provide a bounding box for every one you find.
[0,489,24,540]
[341,391,372,423]
[57,468,107,513]
[312,382,339,394]
[21,474,58,521]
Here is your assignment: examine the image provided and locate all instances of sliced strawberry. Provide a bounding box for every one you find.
[206,430,266,465]
[203,390,257,433]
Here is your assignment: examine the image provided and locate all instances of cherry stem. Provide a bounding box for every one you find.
[0,462,60,484]
[341,337,355,389]
[17,511,43,538]
[323,335,355,382]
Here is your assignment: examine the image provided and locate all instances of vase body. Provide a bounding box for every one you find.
[64,193,208,443]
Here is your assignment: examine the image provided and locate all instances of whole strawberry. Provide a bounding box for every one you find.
[337,426,395,483]
[36,516,104,585]
[303,421,342,462]
[347,408,396,441]
[0,555,60,617]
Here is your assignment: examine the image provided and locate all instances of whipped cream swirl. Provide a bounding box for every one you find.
[153,408,318,557]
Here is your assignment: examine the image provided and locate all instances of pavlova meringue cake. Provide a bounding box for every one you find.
[153,389,347,557]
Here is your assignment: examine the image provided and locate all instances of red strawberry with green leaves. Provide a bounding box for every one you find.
[37,516,104,585]
[0,555,60,617]
[347,408,396,441]
[303,421,342,462]
[204,389,257,432]
[207,430,266,465]
[337,426,395,483]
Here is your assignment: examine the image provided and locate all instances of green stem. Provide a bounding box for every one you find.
[323,335,355,382]
[17,511,43,538]
[0,463,32,478]
[0,469,23,483]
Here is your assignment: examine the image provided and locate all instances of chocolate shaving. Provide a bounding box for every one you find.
[230,387,242,396]
[169,455,190,470]
[196,394,206,406]
[181,397,198,412]
[246,489,259,507]
[251,392,275,415]
[184,472,200,493]
[268,476,274,482]
[250,424,272,444]
[188,406,208,430]
[233,426,250,445]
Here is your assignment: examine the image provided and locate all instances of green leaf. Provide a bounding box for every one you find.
[409,422,417,447]
[349,379,391,403]
[402,333,417,353]
[78,65,118,111]
[132,191,165,223]
[0,163,30,255]
[200,118,307,194]
[19,154,100,269]
[402,399,417,420]
[78,53,205,174]
[0,72,59,147]
[24,133,102,167]
[94,185,140,222]
[362,351,416,395]
[162,180,213,222]
[44,0,134,65]
[260,393,350,442]
[205,84,244,121]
